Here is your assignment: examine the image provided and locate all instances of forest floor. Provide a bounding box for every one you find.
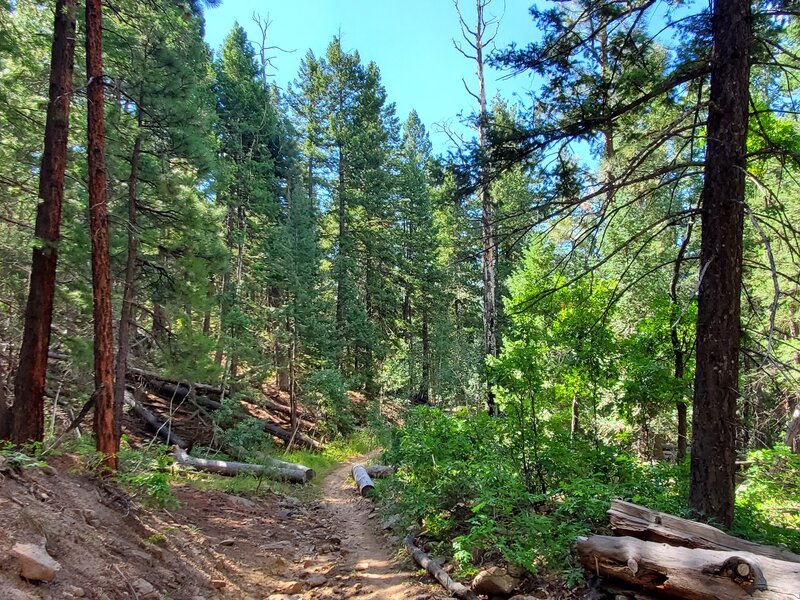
[0,451,442,600]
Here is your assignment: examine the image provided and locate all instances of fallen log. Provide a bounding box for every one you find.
[128,366,223,397]
[404,534,478,600]
[608,500,800,563]
[262,421,322,451]
[139,378,222,411]
[365,464,395,479]
[576,535,800,600]
[172,446,313,484]
[124,390,188,449]
[352,464,375,497]
[261,395,313,421]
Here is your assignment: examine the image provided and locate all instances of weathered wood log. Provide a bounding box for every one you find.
[261,395,313,421]
[124,390,188,449]
[608,500,800,563]
[127,366,222,397]
[404,534,478,600]
[138,378,222,411]
[365,465,395,479]
[352,464,375,497]
[262,421,322,451]
[576,535,800,600]
[172,446,313,484]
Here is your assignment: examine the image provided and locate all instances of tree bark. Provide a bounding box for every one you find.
[576,535,799,600]
[473,0,498,416]
[173,446,313,484]
[404,534,478,600]
[689,0,751,527]
[114,133,142,447]
[607,500,800,564]
[124,390,188,449]
[86,0,117,470]
[351,464,375,496]
[10,0,76,444]
[670,218,694,460]
[262,420,322,451]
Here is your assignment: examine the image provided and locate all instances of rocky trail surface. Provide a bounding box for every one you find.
[0,453,441,600]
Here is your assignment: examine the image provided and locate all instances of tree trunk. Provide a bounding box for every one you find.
[124,390,188,449]
[335,143,347,367]
[474,0,498,416]
[419,307,431,404]
[607,500,800,564]
[173,446,313,484]
[10,0,76,444]
[670,218,694,460]
[576,535,799,600]
[404,534,479,600]
[689,0,751,527]
[86,0,117,471]
[262,420,322,451]
[114,133,141,446]
[351,464,375,497]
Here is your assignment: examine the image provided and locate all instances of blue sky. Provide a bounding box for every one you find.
[203,0,540,154]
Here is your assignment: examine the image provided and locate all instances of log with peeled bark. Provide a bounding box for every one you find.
[262,421,322,451]
[576,535,800,600]
[172,446,313,484]
[608,500,800,563]
[365,465,395,478]
[352,464,375,497]
[404,534,478,600]
[124,390,188,449]
[258,398,316,430]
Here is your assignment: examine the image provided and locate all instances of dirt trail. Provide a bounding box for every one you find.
[0,453,440,600]
[315,454,434,600]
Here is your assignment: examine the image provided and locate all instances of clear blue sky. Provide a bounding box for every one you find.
[202,1,540,154]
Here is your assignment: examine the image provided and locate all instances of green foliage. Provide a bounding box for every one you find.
[221,418,272,456]
[115,438,179,509]
[0,441,47,469]
[380,407,689,576]
[304,368,355,435]
[733,445,800,551]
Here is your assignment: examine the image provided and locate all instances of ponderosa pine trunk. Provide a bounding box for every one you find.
[86,0,117,471]
[689,0,751,527]
[113,133,141,444]
[9,0,76,444]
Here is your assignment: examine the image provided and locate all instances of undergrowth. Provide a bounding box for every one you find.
[375,406,800,583]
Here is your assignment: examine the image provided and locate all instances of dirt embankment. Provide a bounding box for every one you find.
[0,453,439,600]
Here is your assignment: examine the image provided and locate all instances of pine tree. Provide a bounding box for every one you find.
[8,0,76,444]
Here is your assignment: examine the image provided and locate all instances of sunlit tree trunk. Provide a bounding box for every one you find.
[86,0,117,471]
[9,0,77,444]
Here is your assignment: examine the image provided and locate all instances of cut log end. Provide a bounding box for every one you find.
[352,464,375,497]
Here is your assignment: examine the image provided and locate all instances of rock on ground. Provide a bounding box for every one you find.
[10,543,62,582]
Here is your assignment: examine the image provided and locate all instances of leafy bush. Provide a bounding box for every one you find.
[379,407,688,578]
[734,444,800,551]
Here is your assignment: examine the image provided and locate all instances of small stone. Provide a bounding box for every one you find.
[381,514,402,530]
[41,465,58,476]
[210,578,226,589]
[10,542,61,582]
[229,495,256,509]
[281,581,304,594]
[131,578,157,599]
[65,586,86,597]
[306,574,327,588]
[472,566,520,596]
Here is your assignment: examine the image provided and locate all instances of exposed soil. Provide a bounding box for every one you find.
[0,452,440,600]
